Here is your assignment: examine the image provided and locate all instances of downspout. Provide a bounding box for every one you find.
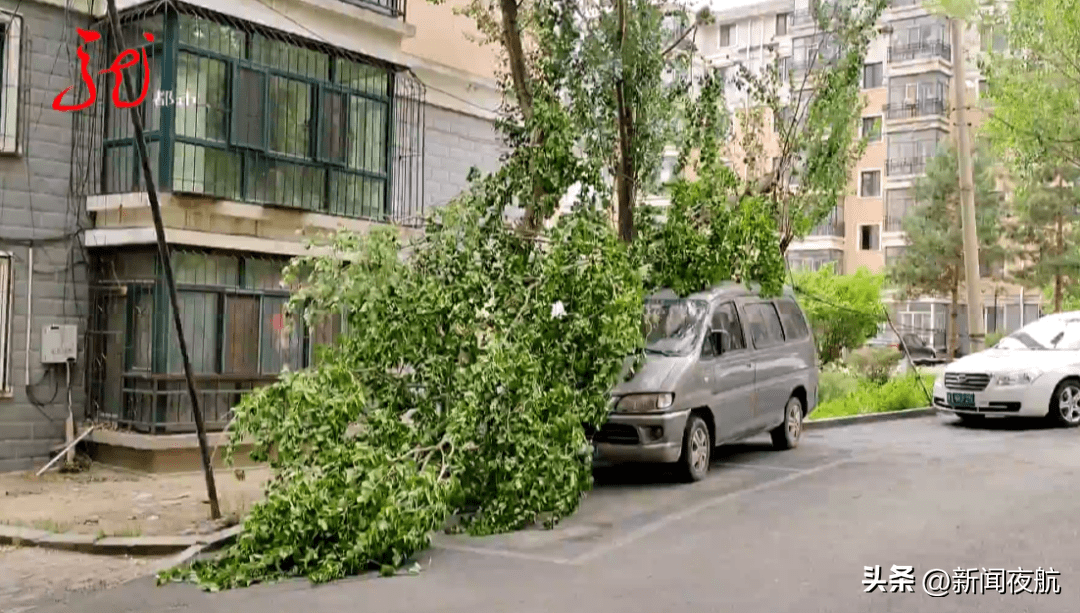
[24,246,31,386]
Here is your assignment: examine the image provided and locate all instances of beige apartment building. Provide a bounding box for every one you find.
[678,0,1042,351]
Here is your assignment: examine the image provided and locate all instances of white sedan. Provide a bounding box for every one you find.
[933,311,1080,427]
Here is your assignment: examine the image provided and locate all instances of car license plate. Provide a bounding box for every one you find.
[947,392,975,408]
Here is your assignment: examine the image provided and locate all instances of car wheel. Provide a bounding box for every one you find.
[1049,379,1080,428]
[771,395,803,450]
[678,414,711,482]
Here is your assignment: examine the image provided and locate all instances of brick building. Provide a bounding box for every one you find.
[0,0,505,471]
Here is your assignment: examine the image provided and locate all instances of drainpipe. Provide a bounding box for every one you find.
[24,246,32,387]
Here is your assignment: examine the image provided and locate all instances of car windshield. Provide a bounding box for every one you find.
[996,316,1080,351]
[643,298,709,356]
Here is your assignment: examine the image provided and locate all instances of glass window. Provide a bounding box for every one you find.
[173,143,242,199]
[104,14,394,220]
[234,68,267,148]
[860,170,881,197]
[862,62,882,88]
[175,52,229,142]
[224,295,260,375]
[171,251,240,285]
[744,302,786,348]
[643,298,709,356]
[775,13,788,36]
[861,116,881,141]
[710,302,746,352]
[167,291,219,374]
[719,24,732,47]
[260,296,305,373]
[775,298,809,340]
[999,315,1080,351]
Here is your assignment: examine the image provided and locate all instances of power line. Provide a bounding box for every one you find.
[784,261,934,404]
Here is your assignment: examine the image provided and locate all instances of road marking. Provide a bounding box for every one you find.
[719,462,804,472]
[432,542,573,565]
[566,459,848,565]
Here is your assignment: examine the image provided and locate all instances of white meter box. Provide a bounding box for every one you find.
[42,324,77,363]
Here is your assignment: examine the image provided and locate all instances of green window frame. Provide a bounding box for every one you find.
[103,12,395,221]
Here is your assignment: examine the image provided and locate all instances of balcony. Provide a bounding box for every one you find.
[883,98,946,120]
[884,216,906,232]
[341,0,405,18]
[887,40,951,63]
[886,156,928,176]
[791,9,817,27]
[809,220,845,237]
[73,6,426,226]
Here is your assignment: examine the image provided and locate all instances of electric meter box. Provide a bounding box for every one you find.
[41,324,77,363]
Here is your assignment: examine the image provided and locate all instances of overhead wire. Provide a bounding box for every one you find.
[783,261,934,404]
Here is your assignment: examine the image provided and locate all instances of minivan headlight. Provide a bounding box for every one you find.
[994,369,1042,387]
[615,393,675,413]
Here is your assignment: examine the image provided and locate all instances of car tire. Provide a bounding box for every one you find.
[678,414,711,482]
[771,395,803,450]
[1048,378,1080,428]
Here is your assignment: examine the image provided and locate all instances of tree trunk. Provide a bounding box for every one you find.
[948,282,959,360]
[614,0,635,243]
[498,0,544,232]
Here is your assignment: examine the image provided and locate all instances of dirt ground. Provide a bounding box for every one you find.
[0,545,167,613]
[0,464,271,537]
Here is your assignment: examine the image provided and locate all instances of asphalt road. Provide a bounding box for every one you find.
[38,413,1080,613]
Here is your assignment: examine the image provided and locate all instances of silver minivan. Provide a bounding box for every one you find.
[590,283,819,481]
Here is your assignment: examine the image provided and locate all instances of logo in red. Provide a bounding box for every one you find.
[53,28,155,112]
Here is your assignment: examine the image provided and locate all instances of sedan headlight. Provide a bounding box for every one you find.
[994,369,1043,387]
[615,393,675,413]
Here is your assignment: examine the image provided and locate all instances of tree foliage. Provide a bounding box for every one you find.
[791,266,885,365]
[979,0,1080,173]
[633,71,786,297]
[888,144,1004,356]
[1004,163,1080,313]
[730,0,887,255]
[160,198,645,590]
[156,0,800,592]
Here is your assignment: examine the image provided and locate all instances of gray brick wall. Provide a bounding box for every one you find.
[0,0,90,473]
[422,104,506,212]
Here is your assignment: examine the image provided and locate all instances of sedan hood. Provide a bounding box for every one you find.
[947,348,1080,373]
[612,354,690,395]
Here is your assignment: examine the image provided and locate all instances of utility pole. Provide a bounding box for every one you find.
[950,16,985,354]
[104,0,221,518]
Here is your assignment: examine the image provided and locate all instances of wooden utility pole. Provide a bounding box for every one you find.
[950,16,985,354]
[104,0,221,518]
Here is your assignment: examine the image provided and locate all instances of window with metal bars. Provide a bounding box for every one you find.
[101,12,395,221]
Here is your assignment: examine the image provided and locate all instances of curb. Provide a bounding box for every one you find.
[0,523,243,557]
[805,407,937,430]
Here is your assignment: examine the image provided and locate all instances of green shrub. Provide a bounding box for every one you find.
[793,266,886,365]
[811,373,933,420]
[985,330,1005,348]
[844,347,903,384]
[818,369,864,404]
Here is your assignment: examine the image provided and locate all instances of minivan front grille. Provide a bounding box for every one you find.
[585,423,640,444]
[944,372,991,391]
